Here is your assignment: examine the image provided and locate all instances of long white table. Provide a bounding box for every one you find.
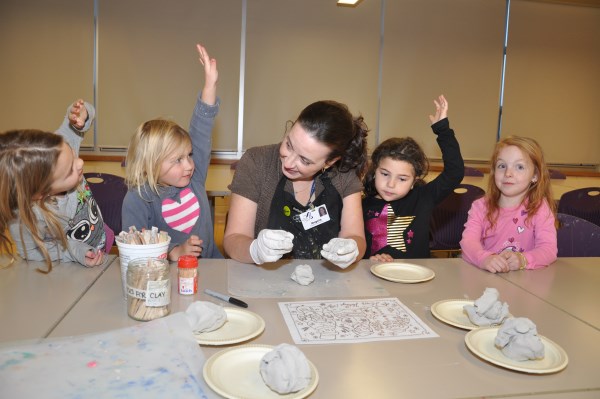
[0,255,116,343]
[498,257,600,331]
[44,257,600,399]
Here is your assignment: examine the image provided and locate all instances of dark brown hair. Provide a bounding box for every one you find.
[363,137,429,197]
[295,100,369,177]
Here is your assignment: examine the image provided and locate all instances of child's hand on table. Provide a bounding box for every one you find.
[84,249,105,267]
[482,254,510,273]
[370,253,394,263]
[169,235,203,261]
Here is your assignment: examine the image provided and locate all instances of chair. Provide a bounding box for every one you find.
[430,184,485,256]
[548,169,566,179]
[556,213,600,257]
[557,187,600,227]
[464,166,484,177]
[84,173,128,235]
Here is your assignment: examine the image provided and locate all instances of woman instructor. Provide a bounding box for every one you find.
[223,100,369,268]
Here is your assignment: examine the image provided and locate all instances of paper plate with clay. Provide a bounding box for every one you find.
[203,344,319,399]
[194,308,265,346]
[370,262,435,283]
[465,327,568,374]
[431,299,511,330]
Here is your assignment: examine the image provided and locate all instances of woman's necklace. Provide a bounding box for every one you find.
[293,180,314,194]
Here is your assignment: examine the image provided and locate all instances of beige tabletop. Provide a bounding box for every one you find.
[0,255,116,343]
[498,257,600,331]
[46,257,600,399]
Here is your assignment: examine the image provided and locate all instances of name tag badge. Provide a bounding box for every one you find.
[300,205,330,230]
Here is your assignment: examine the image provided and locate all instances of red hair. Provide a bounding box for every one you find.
[484,136,556,231]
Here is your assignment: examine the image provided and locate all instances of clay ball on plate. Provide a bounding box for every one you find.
[260,343,312,394]
[184,301,227,333]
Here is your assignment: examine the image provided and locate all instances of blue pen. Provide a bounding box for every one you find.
[204,288,248,308]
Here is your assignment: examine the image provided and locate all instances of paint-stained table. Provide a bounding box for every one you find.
[42,257,600,399]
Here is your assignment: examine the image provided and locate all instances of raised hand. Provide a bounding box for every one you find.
[68,99,88,129]
[429,94,448,125]
[196,43,218,105]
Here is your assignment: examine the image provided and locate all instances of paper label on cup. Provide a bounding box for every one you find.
[127,285,146,300]
[145,280,171,307]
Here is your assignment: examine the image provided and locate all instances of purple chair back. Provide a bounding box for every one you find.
[430,184,485,251]
[557,213,600,257]
[84,173,128,234]
[557,187,600,228]
[464,166,484,177]
[548,169,566,179]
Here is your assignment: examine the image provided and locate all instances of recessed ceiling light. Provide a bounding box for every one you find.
[337,0,362,6]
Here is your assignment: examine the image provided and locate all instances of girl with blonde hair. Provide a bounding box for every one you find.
[122,44,222,260]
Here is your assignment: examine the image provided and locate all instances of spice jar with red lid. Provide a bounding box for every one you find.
[177,255,198,295]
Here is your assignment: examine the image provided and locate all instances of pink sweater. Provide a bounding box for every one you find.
[460,198,557,269]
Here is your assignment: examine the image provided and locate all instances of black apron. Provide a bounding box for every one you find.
[267,171,342,259]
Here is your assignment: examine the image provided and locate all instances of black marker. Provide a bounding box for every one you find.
[204,288,248,308]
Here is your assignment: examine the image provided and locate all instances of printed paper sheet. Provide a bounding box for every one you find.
[279,297,438,345]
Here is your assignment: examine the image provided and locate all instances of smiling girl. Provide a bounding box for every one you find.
[122,44,222,261]
[362,95,464,261]
[1,100,108,272]
[460,136,557,273]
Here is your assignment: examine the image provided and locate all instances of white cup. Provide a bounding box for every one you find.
[116,239,170,298]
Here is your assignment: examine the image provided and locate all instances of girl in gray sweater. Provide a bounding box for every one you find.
[122,44,222,261]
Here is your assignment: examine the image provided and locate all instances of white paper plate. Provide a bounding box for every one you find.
[465,327,568,374]
[431,299,479,330]
[203,344,319,399]
[370,262,435,283]
[194,308,265,346]
[431,299,511,330]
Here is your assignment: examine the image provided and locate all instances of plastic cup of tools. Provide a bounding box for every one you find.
[116,238,170,299]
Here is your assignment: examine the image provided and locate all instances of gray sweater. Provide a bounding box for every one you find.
[10,103,107,265]
[121,94,223,259]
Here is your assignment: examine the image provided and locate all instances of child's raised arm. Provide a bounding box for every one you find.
[429,94,448,125]
[197,43,218,106]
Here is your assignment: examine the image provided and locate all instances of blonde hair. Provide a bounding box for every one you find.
[125,119,192,198]
[485,136,556,230]
[0,130,69,273]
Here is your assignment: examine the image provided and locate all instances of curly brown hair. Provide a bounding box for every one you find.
[363,137,429,197]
